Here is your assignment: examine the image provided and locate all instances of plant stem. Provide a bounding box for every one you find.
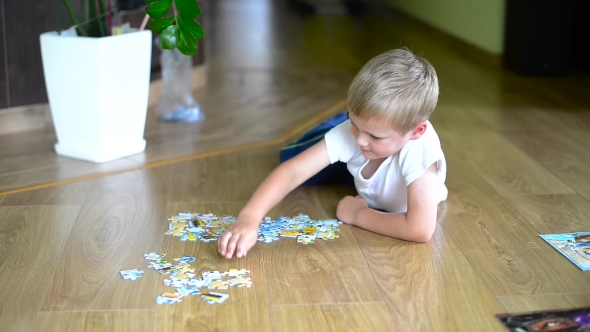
[139,14,149,31]
[173,0,178,25]
[99,0,109,35]
[69,10,117,33]
[89,0,105,37]
[62,0,87,36]
[106,0,113,35]
[57,0,62,34]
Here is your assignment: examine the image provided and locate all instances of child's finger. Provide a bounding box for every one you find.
[217,231,231,255]
[225,234,241,259]
[236,239,251,258]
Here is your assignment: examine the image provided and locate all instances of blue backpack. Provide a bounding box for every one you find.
[279,112,352,185]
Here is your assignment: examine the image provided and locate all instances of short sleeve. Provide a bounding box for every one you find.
[323,120,359,164]
[398,124,444,186]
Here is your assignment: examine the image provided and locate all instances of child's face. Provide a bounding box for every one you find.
[349,113,411,159]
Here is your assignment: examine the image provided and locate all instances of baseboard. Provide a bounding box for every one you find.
[0,63,208,136]
[375,2,502,68]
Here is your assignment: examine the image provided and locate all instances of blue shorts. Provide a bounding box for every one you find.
[279,113,353,185]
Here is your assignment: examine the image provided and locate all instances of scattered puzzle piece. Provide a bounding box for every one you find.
[297,234,316,244]
[203,271,223,280]
[201,292,229,304]
[120,269,144,280]
[209,280,229,290]
[144,252,165,260]
[280,230,300,238]
[227,277,252,287]
[126,212,343,306]
[127,253,255,305]
[223,269,250,277]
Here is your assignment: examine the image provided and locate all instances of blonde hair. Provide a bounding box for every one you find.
[347,48,439,134]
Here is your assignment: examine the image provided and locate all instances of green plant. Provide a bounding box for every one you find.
[145,0,205,56]
[61,0,112,37]
[58,0,204,56]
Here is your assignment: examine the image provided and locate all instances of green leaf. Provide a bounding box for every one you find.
[177,29,198,56]
[148,17,175,33]
[177,14,205,40]
[146,0,173,19]
[160,25,179,49]
[145,0,158,2]
[175,0,202,19]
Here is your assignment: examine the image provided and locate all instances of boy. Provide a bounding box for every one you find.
[218,48,448,259]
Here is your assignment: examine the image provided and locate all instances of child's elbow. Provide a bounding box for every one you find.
[409,222,436,243]
[413,230,434,243]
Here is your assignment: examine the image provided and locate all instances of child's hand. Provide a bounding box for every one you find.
[217,218,259,259]
[336,195,368,225]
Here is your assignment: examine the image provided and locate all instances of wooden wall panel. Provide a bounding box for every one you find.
[0,0,206,110]
[2,0,65,107]
[0,0,7,109]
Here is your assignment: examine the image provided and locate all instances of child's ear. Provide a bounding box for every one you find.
[409,122,427,140]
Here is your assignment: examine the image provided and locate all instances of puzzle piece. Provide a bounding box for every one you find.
[280,230,299,238]
[126,251,260,306]
[133,211,344,305]
[156,292,183,305]
[208,280,229,290]
[223,269,250,277]
[188,278,207,288]
[164,212,341,245]
[201,292,229,304]
[173,256,196,264]
[302,227,317,235]
[227,277,252,287]
[297,234,316,244]
[177,285,201,296]
[202,271,223,280]
[144,252,165,261]
[120,269,144,280]
[148,261,174,272]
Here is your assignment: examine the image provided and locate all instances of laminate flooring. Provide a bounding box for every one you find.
[1,0,589,331]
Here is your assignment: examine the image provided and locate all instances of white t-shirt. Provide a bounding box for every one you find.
[324,119,448,214]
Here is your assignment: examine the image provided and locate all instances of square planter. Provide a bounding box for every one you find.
[40,28,152,163]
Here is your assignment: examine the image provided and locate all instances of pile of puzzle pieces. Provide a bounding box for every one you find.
[165,212,341,244]
[120,253,252,305]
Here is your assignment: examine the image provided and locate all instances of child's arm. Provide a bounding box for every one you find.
[337,163,439,242]
[218,139,332,259]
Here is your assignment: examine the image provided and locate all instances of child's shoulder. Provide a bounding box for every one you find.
[399,121,444,163]
[397,121,445,185]
[325,118,353,144]
[324,119,360,163]
[409,121,442,147]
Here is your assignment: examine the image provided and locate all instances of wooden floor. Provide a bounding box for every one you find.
[2,0,590,331]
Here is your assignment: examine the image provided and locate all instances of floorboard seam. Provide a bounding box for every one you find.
[346,227,397,322]
[496,292,590,298]
[271,301,386,307]
[260,243,278,332]
[34,204,85,326]
[0,99,346,197]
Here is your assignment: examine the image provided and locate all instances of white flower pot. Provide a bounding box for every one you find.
[40,28,152,163]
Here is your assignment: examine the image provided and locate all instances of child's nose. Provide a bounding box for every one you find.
[356,135,368,147]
